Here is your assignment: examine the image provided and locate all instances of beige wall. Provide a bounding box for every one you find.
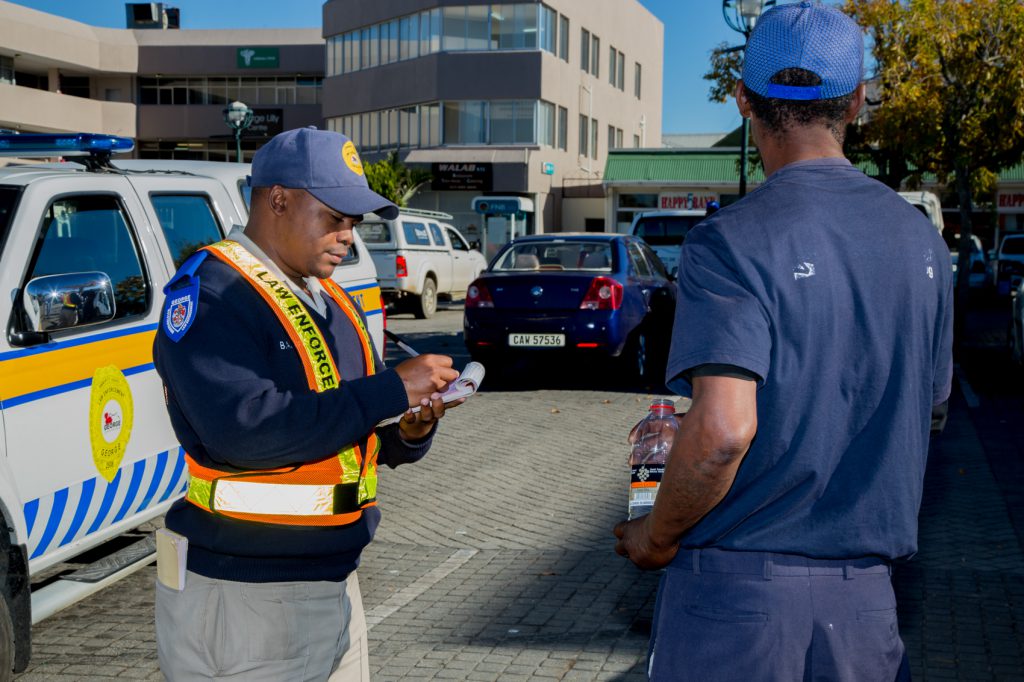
[561,196,604,231]
[0,84,135,136]
[0,1,137,74]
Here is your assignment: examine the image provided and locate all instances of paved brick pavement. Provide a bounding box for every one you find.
[14,302,1024,680]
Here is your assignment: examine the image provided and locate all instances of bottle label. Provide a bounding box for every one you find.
[628,463,664,515]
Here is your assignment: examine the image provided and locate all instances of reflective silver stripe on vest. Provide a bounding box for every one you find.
[212,480,336,516]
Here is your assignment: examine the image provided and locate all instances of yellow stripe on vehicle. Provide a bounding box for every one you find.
[0,329,155,406]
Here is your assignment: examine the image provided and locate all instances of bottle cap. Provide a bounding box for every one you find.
[649,399,674,414]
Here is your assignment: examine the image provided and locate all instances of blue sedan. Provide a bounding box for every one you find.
[463,233,676,381]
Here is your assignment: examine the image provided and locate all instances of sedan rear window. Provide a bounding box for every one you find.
[493,242,613,272]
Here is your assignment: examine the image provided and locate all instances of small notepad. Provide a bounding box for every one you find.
[155,528,188,591]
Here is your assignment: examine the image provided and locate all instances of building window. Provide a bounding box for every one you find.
[539,5,557,53]
[0,56,12,86]
[444,100,487,144]
[557,106,568,151]
[607,125,615,151]
[635,62,642,99]
[591,117,598,160]
[466,6,490,50]
[633,133,641,148]
[617,51,625,90]
[558,15,569,61]
[579,114,589,157]
[580,28,590,73]
[491,4,538,49]
[140,76,322,106]
[609,46,617,86]
[538,101,555,146]
[489,100,535,144]
[616,128,623,148]
[591,35,600,77]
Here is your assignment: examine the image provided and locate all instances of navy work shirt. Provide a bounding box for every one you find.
[154,239,425,583]
[666,158,953,562]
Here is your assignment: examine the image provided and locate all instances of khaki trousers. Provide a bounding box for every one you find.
[156,570,369,681]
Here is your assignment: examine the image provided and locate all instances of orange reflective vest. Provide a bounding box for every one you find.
[184,239,380,527]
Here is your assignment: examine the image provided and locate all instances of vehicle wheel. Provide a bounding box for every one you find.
[621,330,649,383]
[415,278,437,319]
[0,592,15,682]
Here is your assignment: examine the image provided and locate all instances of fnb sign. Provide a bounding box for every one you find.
[659,192,718,210]
[998,192,1024,211]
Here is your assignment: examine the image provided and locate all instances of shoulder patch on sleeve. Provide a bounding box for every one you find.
[162,250,208,342]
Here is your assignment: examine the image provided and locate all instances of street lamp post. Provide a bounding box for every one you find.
[222,100,253,163]
[722,0,774,198]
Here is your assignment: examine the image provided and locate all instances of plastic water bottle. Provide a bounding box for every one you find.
[628,400,678,520]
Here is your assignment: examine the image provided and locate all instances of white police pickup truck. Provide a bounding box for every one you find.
[0,133,384,676]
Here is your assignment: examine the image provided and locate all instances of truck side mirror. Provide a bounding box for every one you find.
[23,272,116,333]
[470,240,481,251]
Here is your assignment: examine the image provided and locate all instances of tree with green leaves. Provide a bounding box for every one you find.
[846,0,1024,346]
[363,152,431,208]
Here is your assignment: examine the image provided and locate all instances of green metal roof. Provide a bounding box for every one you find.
[604,149,1022,185]
[1001,163,1024,182]
[603,149,767,184]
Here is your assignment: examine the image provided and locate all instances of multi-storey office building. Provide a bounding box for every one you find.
[0,1,323,162]
[322,0,663,250]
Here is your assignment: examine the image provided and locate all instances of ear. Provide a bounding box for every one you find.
[267,185,288,216]
[844,83,867,124]
[735,80,753,120]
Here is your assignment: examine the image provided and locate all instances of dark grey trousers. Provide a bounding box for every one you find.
[648,548,905,681]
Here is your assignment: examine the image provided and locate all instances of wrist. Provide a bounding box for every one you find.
[644,511,680,552]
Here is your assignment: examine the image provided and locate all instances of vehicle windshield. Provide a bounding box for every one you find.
[0,186,21,255]
[633,215,703,246]
[492,241,613,272]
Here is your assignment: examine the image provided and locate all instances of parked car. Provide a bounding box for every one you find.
[463,233,675,381]
[950,234,989,290]
[994,233,1024,296]
[629,209,705,275]
[0,133,384,674]
[356,209,487,318]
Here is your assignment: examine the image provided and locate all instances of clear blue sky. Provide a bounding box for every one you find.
[9,0,764,134]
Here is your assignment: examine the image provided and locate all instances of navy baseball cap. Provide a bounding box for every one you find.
[249,127,399,219]
[741,2,863,101]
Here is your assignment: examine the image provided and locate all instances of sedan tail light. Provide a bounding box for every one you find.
[396,255,408,278]
[580,276,623,310]
[466,280,494,308]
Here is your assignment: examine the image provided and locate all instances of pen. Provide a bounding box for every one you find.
[384,329,420,357]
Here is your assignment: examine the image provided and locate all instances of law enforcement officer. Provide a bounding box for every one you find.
[614,4,953,679]
[153,127,461,680]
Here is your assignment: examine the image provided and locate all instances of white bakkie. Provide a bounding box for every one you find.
[357,208,488,318]
[0,134,384,677]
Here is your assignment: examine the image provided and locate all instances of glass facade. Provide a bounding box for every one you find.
[327,3,559,77]
[138,76,322,105]
[327,99,558,152]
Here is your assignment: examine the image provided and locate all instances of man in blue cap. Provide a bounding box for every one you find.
[153,127,461,680]
[614,3,953,679]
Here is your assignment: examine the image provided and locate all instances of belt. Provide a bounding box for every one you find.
[675,548,892,580]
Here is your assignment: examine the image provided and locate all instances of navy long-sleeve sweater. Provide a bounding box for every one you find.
[153,253,428,582]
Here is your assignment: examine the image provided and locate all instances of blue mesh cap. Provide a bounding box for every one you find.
[249,126,398,219]
[741,2,864,101]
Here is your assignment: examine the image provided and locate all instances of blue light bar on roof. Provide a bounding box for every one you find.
[0,133,135,157]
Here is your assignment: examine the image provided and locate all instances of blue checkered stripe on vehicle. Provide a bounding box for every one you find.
[22,447,188,560]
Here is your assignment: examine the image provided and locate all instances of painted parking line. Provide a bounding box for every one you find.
[365,548,478,629]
